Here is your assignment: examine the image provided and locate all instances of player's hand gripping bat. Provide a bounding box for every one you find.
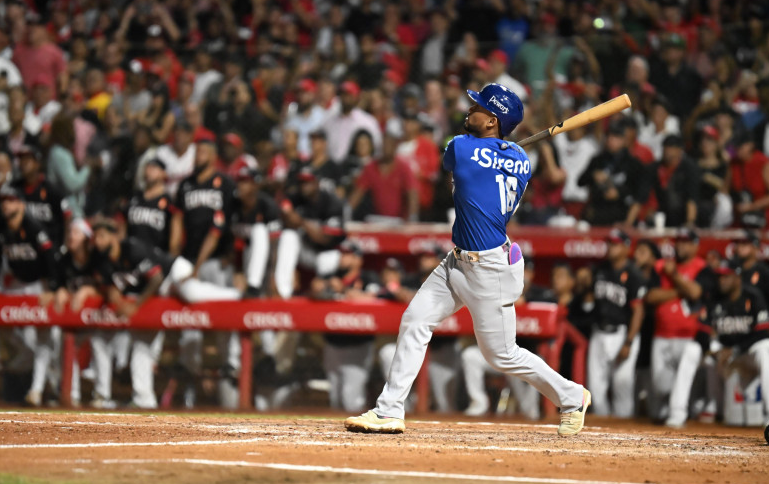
[516,94,632,147]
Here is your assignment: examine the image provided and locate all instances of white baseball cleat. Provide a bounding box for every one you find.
[558,388,591,436]
[345,410,405,434]
[464,401,489,417]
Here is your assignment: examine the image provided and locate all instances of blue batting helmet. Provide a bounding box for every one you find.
[467,83,524,137]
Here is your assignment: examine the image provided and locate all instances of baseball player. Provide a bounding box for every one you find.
[0,185,61,407]
[176,135,240,407]
[345,84,590,436]
[701,260,769,429]
[733,231,769,301]
[11,145,69,246]
[274,167,347,299]
[232,167,281,297]
[646,228,716,427]
[588,229,646,417]
[90,218,241,408]
[124,158,182,254]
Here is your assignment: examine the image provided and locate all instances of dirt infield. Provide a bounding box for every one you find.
[0,411,766,484]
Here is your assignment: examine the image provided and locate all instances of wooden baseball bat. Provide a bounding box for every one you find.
[516,94,631,147]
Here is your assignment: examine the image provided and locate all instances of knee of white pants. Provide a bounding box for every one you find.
[316,250,341,276]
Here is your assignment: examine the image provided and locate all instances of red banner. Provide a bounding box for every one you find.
[0,296,560,338]
[347,223,761,258]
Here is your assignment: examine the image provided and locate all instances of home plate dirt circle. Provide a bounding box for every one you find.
[0,411,766,483]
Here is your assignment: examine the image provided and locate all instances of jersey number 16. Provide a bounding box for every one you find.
[495,174,518,214]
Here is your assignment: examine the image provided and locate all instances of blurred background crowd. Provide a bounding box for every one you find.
[0,0,768,428]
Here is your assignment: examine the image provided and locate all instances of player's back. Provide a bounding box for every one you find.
[444,135,532,251]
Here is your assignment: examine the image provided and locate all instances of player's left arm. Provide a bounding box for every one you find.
[168,208,183,257]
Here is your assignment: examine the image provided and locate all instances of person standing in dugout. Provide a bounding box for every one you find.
[700,259,769,433]
[0,185,61,407]
[11,145,69,247]
[588,229,646,418]
[175,133,240,408]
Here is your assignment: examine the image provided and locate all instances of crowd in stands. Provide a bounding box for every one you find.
[0,0,768,427]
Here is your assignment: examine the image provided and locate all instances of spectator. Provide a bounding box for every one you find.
[12,16,67,94]
[419,10,450,80]
[696,126,732,228]
[395,113,440,219]
[514,13,574,96]
[84,69,113,121]
[117,61,152,131]
[487,49,528,103]
[730,133,769,228]
[24,77,60,136]
[287,130,342,196]
[209,80,262,149]
[649,34,702,122]
[284,79,326,160]
[182,101,214,142]
[103,42,126,95]
[517,137,565,225]
[46,113,90,217]
[653,135,700,228]
[348,136,419,223]
[154,121,195,197]
[190,46,222,105]
[220,132,258,181]
[1,97,38,162]
[577,122,646,226]
[137,83,175,145]
[638,96,680,161]
[325,81,382,164]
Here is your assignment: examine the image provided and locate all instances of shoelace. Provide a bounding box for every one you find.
[560,411,576,425]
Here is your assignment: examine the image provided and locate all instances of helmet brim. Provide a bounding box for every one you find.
[467,89,495,117]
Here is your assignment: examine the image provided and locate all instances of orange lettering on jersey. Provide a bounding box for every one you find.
[20,229,25,239]
[746,299,752,312]
[158,198,167,210]
[752,272,759,285]
[40,188,46,200]
[213,177,221,188]
[620,271,628,283]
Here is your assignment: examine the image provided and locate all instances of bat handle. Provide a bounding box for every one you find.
[516,129,551,148]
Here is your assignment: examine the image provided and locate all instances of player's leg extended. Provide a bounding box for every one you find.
[346,255,463,432]
[611,330,640,418]
[274,229,301,299]
[463,254,587,434]
[461,345,492,416]
[667,339,702,427]
[748,338,769,416]
[587,330,613,416]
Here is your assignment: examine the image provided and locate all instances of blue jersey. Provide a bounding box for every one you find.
[443,135,532,251]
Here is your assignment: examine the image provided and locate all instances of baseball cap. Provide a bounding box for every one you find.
[606,228,631,246]
[296,166,317,182]
[16,145,40,160]
[714,258,743,276]
[339,81,361,97]
[340,240,364,257]
[91,217,119,233]
[607,121,626,137]
[234,166,262,183]
[223,133,244,149]
[701,125,719,140]
[384,257,404,274]
[296,78,317,93]
[663,134,684,148]
[488,49,509,66]
[0,185,22,201]
[675,227,699,243]
[466,83,524,137]
[735,229,761,247]
[194,131,217,144]
[146,158,167,171]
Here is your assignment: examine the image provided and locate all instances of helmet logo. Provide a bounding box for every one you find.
[488,95,509,114]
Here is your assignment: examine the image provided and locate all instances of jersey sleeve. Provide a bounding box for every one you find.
[628,270,647,307]
[442,137,458,172]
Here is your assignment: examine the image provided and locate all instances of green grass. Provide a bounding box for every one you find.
[0,474,84,484]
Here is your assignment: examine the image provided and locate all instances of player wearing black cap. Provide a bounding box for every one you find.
[274,166,347,299]
[232,167,280,297]
[0,185,61,407]
[700,259,769,429]
[11,145,69,246]
[733,230,769,302]
[175,136,241,408]
[124,157,182,253]
[588,229,646,418]
[91,218,241,408]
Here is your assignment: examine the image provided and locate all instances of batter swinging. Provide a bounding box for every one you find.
[344,83,590,436]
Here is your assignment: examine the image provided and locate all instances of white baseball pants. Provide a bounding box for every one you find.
[274,229,341,299]
[323,341,375,412]
[374,244,584,420]
[650,336,702,423]
[588,326,640,417]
